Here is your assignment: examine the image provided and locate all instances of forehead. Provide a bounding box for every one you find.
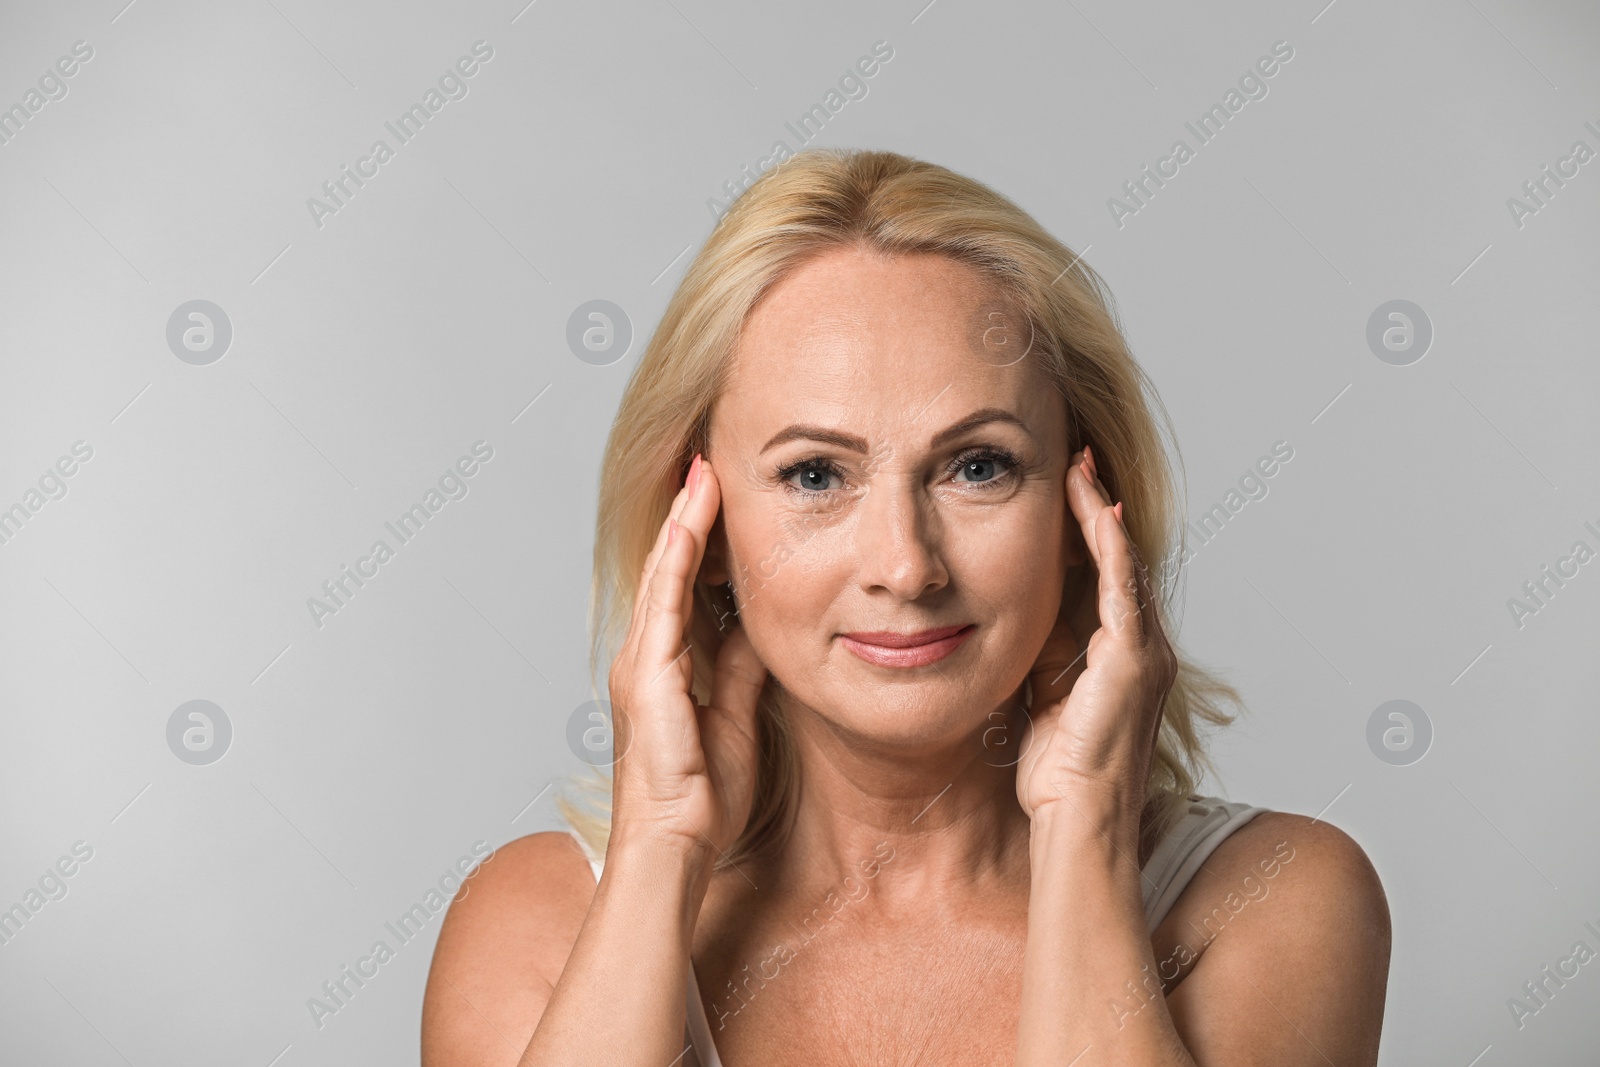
[713,246,1052,445]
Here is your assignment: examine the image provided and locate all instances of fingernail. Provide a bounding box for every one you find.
[668,518,679,545]
[1114,501,1124,525]
[688,453,702,494]
[1084,444,1096,479]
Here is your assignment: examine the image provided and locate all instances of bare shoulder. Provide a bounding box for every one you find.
[1182,810,1388,922]
[1162,810,1392,1066]
[421,831,599,1067]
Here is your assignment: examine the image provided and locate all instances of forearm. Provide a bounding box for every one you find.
[521,836,712,1067]
[1015,801,1198,1067]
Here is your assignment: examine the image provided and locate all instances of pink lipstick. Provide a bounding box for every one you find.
[838,624,975,668]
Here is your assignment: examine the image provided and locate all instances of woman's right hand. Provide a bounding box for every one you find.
[606,454,770,865]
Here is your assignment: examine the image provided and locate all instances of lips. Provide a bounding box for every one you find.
[838,624,976,668]
[841,625,971,649]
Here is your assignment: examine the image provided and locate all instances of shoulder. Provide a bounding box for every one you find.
[1171,809,1390,956]
[1161,810,1391,1064]
[421,831,599,1067]
[1197,808,1385,897]
[1211,810,1388,929]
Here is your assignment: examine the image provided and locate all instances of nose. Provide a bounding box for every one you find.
[853,477,948,599]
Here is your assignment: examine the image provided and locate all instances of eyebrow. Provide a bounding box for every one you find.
[758,407,1032,455]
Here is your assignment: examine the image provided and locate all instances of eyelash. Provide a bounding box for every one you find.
[775,446,1023,497]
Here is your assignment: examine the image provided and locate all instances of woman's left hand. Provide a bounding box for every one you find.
[1014,445,1178,830]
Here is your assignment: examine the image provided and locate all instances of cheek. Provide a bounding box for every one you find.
[969,511,1069,652]
[961,502,1066,593]
[724,504,794,582]
[725,548,843,680]
[721,509,832,618]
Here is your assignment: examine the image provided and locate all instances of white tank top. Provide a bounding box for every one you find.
[569,793,1267,1067]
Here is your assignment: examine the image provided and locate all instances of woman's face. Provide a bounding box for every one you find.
[703,244,1081,751]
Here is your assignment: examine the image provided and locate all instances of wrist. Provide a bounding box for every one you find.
[1025,803,1148,951]
[605,825,718,889]
[1029,791,1141,858]
[598,831,719,944]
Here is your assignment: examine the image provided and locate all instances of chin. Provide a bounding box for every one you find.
[821,684,1003,744]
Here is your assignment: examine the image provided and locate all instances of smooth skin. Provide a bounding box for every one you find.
[421,247,1391,1066]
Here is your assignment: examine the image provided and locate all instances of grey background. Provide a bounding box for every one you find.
[1,0,1597,1063]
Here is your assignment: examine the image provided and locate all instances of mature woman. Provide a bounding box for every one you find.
[421,148,1391,1066]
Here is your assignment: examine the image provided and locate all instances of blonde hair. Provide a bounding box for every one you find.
[557,147,1243,870]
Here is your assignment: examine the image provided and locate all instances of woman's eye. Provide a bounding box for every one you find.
[954,455,1005,484]
[777,448,1018,497]
[950,449,1018,488]
[781,462,842,493]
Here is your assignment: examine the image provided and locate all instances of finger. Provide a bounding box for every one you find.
[1092,501,1144,644]
[1082,443,1111,502]
[1096,495,1164,653]
[627,475,694,673]
[1125,527,1168,652]
[1068,445,1111,508]
[675,456,721,625]
[1067,453,1114,569]
[624,480,694,658]
[642,481,694,600]
[637,513,698,696]
[1081,446,1166,648]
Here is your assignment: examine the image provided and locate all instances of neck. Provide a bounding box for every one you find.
[764,683,1036,913]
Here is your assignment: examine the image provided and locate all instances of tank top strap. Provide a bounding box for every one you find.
[1140,794,1271,934]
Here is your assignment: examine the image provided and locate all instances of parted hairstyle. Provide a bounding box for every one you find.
[557,146,1243,872]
